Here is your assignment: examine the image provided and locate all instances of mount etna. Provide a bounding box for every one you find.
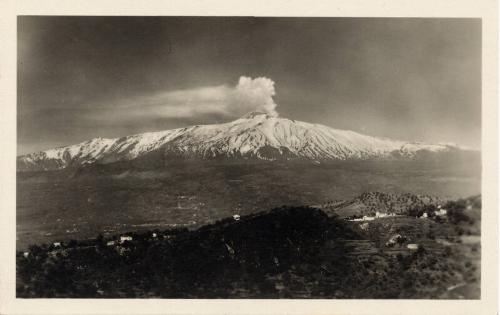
[18,112,477,172]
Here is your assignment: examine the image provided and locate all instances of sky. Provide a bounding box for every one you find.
[17,17,481,155]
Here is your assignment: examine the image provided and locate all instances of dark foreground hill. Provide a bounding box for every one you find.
[17,200,480,299]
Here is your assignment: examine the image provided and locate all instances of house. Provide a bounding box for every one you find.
[420,212,428,218]
[407,243,419,250]
[233,214,241,221]
[152,233,157,238]
[434,209,447,216]
[375,211,389,218]
[376,212,397,218]
[53,242,61,247]
[23,252,29,258]
[120,236,133,243]
[350,215,376,222]
[106,240,116,246]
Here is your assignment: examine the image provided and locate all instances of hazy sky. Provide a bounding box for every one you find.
[18,17,481,155]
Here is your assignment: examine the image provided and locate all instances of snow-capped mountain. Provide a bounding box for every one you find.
[17,112,466,172]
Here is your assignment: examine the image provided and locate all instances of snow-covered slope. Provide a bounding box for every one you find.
[17,112,464,171]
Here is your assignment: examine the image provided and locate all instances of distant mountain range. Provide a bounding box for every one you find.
[17,112,475,172]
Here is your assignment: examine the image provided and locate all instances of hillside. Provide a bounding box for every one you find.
[17,199,481,299]
[318,192,445,218]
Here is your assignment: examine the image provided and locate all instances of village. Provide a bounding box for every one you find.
[21,212,245,260]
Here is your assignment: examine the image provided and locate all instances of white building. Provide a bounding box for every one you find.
[106,240,116,246]
[351,215,375,222]
[53,242,61,247]
[434,209,447,216]
[120,236,133,243]
[350,212,396,222]
[375,211,397,218]
[407,244,419,250]
[233,214,241,221]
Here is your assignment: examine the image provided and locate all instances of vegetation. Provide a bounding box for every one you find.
[17,202,480,299]
[17,160,480,250]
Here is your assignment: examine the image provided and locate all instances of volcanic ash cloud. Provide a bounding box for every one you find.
[233,76,279,117]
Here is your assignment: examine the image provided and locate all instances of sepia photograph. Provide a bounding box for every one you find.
[0,1,498,314]
[14,16,484,299]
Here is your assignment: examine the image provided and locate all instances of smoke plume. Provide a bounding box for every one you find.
[233,76,279,117]
[88,76,280,122]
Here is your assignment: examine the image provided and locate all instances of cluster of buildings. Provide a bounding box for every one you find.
[349,211,398,222]
[420,206,447,219]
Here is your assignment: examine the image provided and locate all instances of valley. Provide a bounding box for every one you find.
[16,160,480,250]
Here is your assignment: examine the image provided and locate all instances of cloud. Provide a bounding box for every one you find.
[233,76,278,117]
[89,76,279,123]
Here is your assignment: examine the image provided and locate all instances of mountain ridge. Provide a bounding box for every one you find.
[18,112,474,172]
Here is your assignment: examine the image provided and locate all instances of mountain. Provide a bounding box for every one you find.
[17,112,471,172]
